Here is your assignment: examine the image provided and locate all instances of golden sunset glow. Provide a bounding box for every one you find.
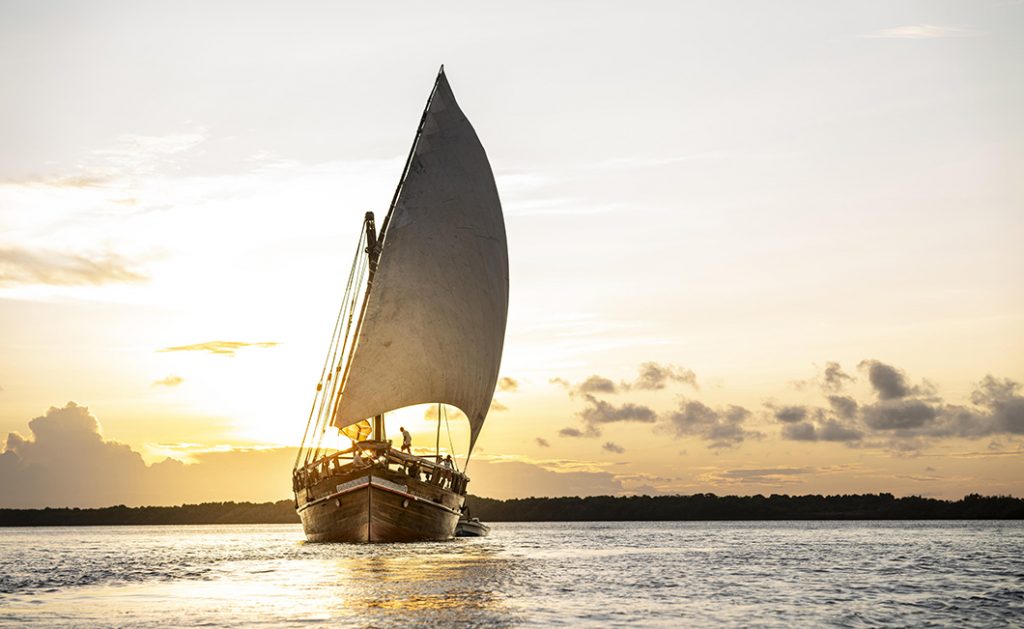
[2,1,1022,508]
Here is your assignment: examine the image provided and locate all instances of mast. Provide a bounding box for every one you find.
[330,210,379,427]
[363,211,380,275]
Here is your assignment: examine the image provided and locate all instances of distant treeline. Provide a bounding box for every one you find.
[465,493,1024,521]
[1,494,1021,526]
[0,501,300,526]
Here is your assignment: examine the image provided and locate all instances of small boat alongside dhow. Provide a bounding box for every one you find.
[455,517,491,538]
[291,66,508,543]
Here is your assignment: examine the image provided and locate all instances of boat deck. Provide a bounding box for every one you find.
[294,443,467,542]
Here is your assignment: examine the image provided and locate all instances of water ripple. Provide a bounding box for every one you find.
[0,521,1021,627]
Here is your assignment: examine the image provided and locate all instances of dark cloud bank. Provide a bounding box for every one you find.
[0,403,295,508]
[778,363,1023,449]
[553,360,1023,452]
[0,403,618,508]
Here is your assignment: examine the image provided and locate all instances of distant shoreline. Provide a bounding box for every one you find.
[1,493,1021,526]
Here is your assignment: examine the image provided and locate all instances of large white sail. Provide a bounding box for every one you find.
[332,69,508,451]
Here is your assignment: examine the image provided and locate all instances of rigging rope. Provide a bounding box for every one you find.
[294,260,353,470]
[310,229,370,464]
[306,229,365,464]
[295,222,368,470]
[443,404,460,473]
[435,403,441,460]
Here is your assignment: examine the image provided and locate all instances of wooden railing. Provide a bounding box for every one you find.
[293,441,468,494]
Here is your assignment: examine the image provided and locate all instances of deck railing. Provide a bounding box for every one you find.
[293,441,467,494]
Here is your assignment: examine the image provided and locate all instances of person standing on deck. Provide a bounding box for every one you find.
[400,426,412,454]
[440,454,454,487]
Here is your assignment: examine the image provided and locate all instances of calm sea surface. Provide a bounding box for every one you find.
[0,521,1021,627]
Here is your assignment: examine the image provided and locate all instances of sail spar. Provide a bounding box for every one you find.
[332,68,509,452]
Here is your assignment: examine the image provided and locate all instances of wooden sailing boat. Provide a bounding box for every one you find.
[292,66,508,542]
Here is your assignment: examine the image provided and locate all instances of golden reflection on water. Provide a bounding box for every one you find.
[3,539,519,627]
[319,545,513,622]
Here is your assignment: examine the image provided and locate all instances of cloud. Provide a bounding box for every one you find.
[557,364,752,449]
[772,405,808,423]
[0,402,294,508]
[489,399,508,412]
[631,362,698,391]
[0,246,146,287]
[970,375,1024,435]
[558,359,1023,453]
[862,24,980,39]
[663,400,760,448]
[556,362,698,397]
[556,363,697,439]
[159,341,279,356]
[821,362,855,393]
[535,437,550,448]
[782,420,863,443]
[792,361,855,394]
[602,441,625,454]
[558,426,599,438]
[817,420,864,442]
[719,467,807,482]
[152,375,184,387]
[859,360,918,400]
[777,363,929,445]
[777,367,1023,447]
[497,377,519,392]
[863,399,940,430]
[579,394,657,426]
[577,375,618,394]
[72,131,207,180]
[828,395,859,420]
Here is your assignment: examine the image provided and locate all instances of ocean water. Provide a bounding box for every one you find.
[0,521,1021,627]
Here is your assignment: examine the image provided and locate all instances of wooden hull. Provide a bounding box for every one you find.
[296,467,463,543]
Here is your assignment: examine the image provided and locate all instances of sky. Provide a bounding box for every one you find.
[1,1,1022,507]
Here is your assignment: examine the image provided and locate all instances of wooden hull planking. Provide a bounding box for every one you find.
[296,468,463,543]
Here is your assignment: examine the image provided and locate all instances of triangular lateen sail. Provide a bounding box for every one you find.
[332,69,509,453]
